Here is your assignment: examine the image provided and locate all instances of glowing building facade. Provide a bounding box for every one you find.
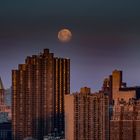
[12,49,70,140]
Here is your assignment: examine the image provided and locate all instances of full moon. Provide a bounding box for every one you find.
[58,29,72,43]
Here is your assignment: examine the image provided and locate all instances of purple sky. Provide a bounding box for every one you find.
[0,1,140,92]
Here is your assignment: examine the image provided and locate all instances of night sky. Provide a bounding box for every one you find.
[0,1,140,92]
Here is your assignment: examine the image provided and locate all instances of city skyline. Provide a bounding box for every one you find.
[0,1,140,92]
[1,1,140,140]
[1,53,140,139]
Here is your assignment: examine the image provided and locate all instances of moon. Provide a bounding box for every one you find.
[58,29,72,43]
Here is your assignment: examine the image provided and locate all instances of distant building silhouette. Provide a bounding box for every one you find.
[0,122,12,140]
[12,49,70,140]
[5,87,12,106]
[0,77,12,140]
[0,77,11,121]
[65,87,109,140]
[0,77,4,105]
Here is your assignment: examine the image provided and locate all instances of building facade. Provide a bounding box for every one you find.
[12,49,70,140]
[110,99,140,140]
[102,70,140,140]
[65,87,109,140]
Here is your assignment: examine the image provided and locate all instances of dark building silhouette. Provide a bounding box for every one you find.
[0,77,11,122]
[0,122,12,140]
[0,77,4,105]
[12,49,70,140]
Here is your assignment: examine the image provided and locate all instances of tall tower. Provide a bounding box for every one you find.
[12,49,70,140]
[0,77,4,105]
[112,70,122,95]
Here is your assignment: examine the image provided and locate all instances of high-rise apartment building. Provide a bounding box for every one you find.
[65,87,109,140]
[12,49,70,140]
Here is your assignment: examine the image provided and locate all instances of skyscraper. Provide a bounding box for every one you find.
[12,49,70,140]
[65,87,109,140]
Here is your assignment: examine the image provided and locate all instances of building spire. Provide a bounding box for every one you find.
[0,77,4,90]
